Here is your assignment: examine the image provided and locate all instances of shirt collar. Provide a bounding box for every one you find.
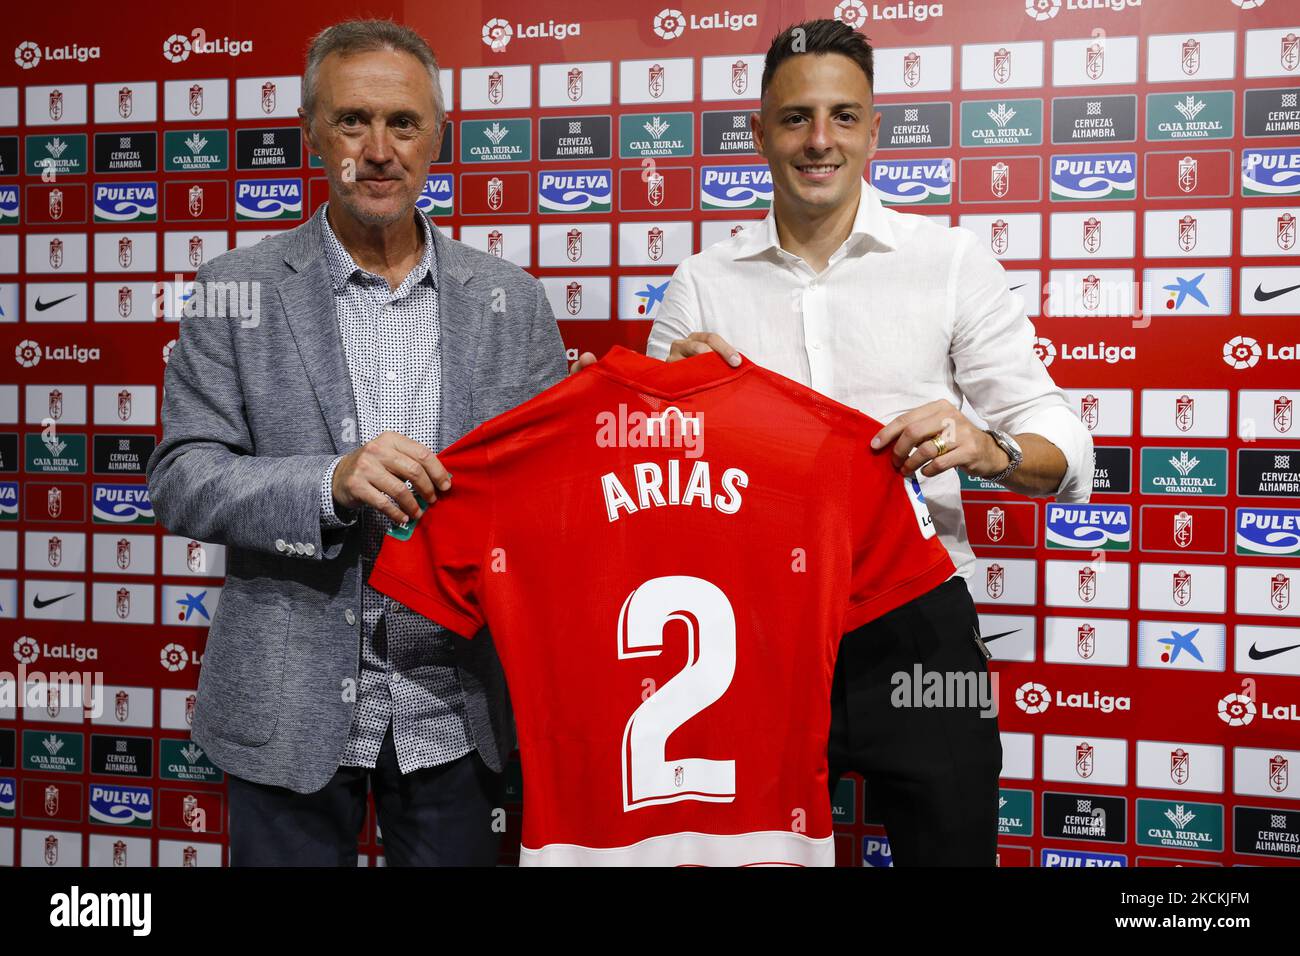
[319,201,438,295]
[732,178,898,262]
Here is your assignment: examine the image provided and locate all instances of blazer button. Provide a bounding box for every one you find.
[275,539,286,552]
[304,543,316,556]
[294,542,306,554]
[345,609,356,626]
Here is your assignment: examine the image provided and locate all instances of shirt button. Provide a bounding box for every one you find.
[811,342,822,351]
[345,609,357,626]
[386,370,397,382]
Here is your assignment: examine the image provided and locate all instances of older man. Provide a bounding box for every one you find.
[148,19,566,865]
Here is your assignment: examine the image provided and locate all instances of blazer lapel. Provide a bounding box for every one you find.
[432,227,481,450]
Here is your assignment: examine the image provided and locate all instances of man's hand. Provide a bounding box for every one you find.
[331,431,451,525]
[568,351,597,375]
[871,400,1009,480]
[665,332,742,366]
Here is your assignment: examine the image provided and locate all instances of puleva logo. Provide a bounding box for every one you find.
[0,482,18,520]
[234,178,302,220]
[417,175,454,216]
[92,484,154,524]
[1041,849,1125,867]
[538,170,612,213]
[1242,148,1300,197]
[700,165,773,210]
[88,784,153,826]
[1051,153,1137,201]
[1236,508,1300,557]
[870,158,953,204]
[1046,503,1132,550]
[0,187,18,223]
[92,182,159,223]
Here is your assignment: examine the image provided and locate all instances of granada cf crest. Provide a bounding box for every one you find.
[486,229,503,258]
[118,285,132,318]
[115,689,129,722]
[48,188,63,220]
[1075,743,1094,778]
[1278,213,1296,252]
[993,47,1011,85]
[189,83,203,117]
[1174,511,1194,549]
[1178,215,1197,252]
[1273,573,1292,611]
[567,67,583,102]
[1082,217,1101,254]
[45,785,59,816]
[116,537,131,569]
[990,218,1009,256]
[1178,156,1197,193]
[113,840,128,867]
[1181,38,1201,76]
[183,845,198,867]
[648,63,665,99]
[1078,566,1097,603]
[1175,394,1194,432]
[566,281,582,316]
[1276,395,1293,433]
[186,539,204,573]
[119,237,133,268]
[487,71,504,105]
[49,89,64,122]
[189,235,204,268]
[261,81,276,114]
[1082,274,1101,311]
[986,506,1005,543]
[730,224,744,238]
[647,226,664,262]
[986,563,1005,599]
[1271,754,1290,793]
[48,237,63,270]
[1173,569,1192,607]
[731,60,749,96]
[47,694,60,718]
[48,486,62,518]
[117,389,132,421]
[1079,394,1099,431]
[486,176,503,211]
[182,794,199,827]
[647,171,665,207]
[1283,33,1299,72]
[116,587,131,619]
[903,52,920,88]
[188,185,204,218]
[118,86,133,119]
[44,834,58,866]
[1077,623,1095,660]
[47,536,62,568]
[991,163,1009,200]
[185,693,197,726]
[1085,43,1104,80]
[566,228,582,262]
[1171,748,1190,786]
[48,388,63,420]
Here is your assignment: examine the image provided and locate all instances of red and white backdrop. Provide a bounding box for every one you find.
[1,0,1298,867]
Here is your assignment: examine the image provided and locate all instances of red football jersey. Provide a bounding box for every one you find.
[370,346,954,866]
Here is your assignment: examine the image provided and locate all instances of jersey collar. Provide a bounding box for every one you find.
[592,345,753,398]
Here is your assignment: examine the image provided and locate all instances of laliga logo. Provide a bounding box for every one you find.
[482,19,513,52]
[163,33,192,63]
[1034,336,1057,367]
[1218,692,1256,726]
[14,637,40,664]
[160,643,188,673]
[15,41,41,69]
[1015,681,1050,714]
[654,8,686,39]
[1231,0,1266,8]
[1025,0,1061,18]
[1224,335,1262,370]
[15,339,41,368]
[834,0,868,27]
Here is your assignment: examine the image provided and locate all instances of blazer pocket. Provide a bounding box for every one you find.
[198,591,291,747]
[471,383,537,427]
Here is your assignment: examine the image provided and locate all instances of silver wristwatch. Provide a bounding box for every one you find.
[984,428,1023,484]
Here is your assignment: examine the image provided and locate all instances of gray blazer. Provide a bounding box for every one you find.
[147,205,567,793]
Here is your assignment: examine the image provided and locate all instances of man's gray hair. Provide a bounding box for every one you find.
[302,19,445,124]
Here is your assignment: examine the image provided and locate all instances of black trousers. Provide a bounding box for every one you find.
[828,576,1002,866]
[227,728,504,866]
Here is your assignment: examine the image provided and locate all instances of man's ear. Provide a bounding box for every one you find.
[298,106,318,155]
[749,109,765,156]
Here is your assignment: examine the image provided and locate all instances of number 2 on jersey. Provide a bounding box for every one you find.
[618,575,737,811]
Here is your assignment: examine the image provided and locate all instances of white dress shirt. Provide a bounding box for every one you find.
[648,179,1093,582]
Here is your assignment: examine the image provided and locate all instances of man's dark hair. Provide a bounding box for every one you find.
[761,19,874,98]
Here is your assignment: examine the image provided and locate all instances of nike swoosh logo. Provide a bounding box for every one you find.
[981,629,1020,643]
[1254,283,1300,302]
[32,593,74,609]
[34,294,75,312]
[1010,284,1026,292]
[1249,642,1300,660]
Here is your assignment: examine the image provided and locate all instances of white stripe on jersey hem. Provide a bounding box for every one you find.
[518,830,834,867]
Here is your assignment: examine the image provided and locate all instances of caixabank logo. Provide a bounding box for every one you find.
[701,165,772,210]
[14,39,101,69]
[92,182,158,224]
[1051,153,1137,201]
[870,158,952,205]
[234,178,302,221]
[539,170,612,214]
[650,7,758,41]
[1045,503,1131,550]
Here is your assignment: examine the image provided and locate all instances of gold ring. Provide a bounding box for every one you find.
[930,433,949,457]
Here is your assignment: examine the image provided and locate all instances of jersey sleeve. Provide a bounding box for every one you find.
[368,437,494,639]
[842,438,957,633]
